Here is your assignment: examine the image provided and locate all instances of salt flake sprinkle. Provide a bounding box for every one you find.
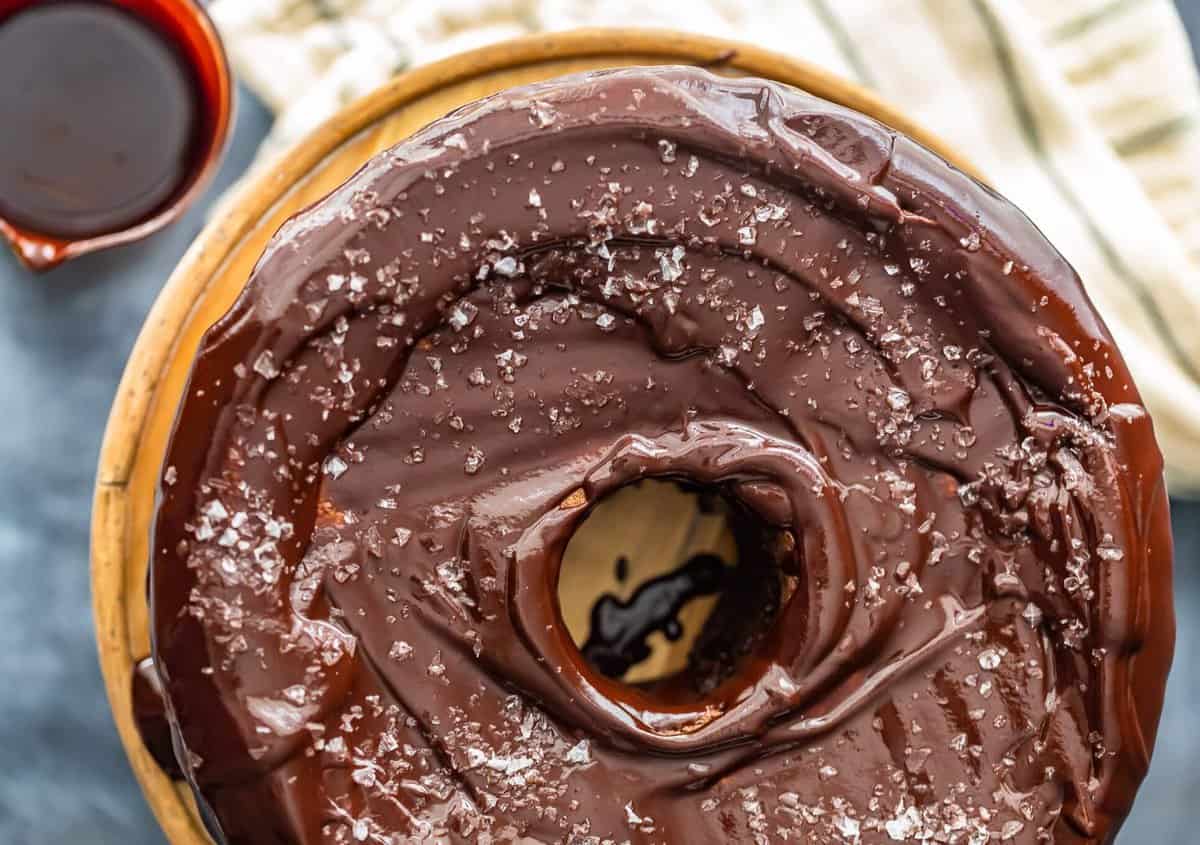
[252,350,280,380]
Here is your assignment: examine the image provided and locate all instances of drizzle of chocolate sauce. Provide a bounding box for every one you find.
[131,657,183,780]
[582,553,728,679]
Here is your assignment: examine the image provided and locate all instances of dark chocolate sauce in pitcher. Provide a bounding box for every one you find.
[0,2,203,239]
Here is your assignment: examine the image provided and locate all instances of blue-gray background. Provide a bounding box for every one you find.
[2,7,1198,843]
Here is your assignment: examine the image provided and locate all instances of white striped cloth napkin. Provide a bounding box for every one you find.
[209,0,1200,491]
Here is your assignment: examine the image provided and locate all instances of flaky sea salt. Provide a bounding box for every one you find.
[448,300,478,330]
[323,455,348,479]
[659,245,685,282]
[885,805,922,840]
[886,387,911,411]
[978,648,1001,671]
[1000,820,1025,840]
[529,100,557,127]
[1023,602,1044,627]
[746,305,765,331]
[1096,536,1125,561]
[565,740,591,765]
[494,256,520,277]
[252,350,280,380]
[464,446,485,475]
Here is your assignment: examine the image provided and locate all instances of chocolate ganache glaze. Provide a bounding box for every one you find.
[151,67,1174,844]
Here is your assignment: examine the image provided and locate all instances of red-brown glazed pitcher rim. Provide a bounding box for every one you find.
[0,0,233,272]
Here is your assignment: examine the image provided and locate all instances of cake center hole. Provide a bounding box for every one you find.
[558,479,792,695]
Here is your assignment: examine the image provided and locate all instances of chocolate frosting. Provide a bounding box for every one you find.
[150,67,1174,844]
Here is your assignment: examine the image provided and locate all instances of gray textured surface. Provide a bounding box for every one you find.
[0,87,272,844]
[1,10,1199,843]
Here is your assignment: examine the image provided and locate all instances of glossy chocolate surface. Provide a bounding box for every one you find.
[0,2,201,238]
[150,67,1174,843]
[132,657,184,781]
